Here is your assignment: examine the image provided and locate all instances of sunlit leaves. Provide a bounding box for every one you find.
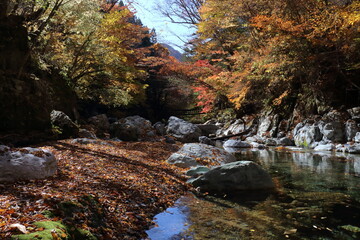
[193,0,360,113]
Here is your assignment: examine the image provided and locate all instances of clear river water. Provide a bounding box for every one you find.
[146,148,360,240]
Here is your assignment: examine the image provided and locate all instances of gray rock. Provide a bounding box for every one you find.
[265,138,277,146]
[249,142,266,149]
[223,139,252,148]
[345,120,359,141]
[323,110,349,122]
[186,166,210,177]
[245,135,264,144]
[199,136,215,146]
[314,144,335,151]
[78,129,97,139]
[191,161,274,193]
[167,153,198,168]
[0,146,57,182]
[345,144,360,154]
[153,122,166,136]
[222,120,245,136]
[293,123,323,148]
[348,107,360,121]
[355,132,360,143]
[166,116,202,143]
[167,143,236,168]
[257,115,273,137]
[277,137,294,146]
[50,110,78,137]
[110,115,155,141]
[165,136,176,144]
[322,122,344,142]
[71,138,98,144]
[88,114,110,133]
[197,124,219,136]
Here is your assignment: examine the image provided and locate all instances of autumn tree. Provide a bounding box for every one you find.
[192,0,360,117]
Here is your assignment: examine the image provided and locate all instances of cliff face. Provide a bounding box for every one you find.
[0,15,76,132]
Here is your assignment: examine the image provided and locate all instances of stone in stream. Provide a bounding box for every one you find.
[167,143,236,168]
[0,145,57,182]
[191,161,274,194]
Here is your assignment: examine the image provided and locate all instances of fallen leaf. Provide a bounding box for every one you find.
[9,223,28,234]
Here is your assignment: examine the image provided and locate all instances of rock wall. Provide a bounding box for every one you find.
[0,15,77,132]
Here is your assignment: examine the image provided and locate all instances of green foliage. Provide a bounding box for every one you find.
[11,221,97,240]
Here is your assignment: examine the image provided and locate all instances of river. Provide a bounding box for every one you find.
[146,148,360,240]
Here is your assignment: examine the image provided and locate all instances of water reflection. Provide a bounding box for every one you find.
[146,196,192,240]
[147,149,360,240]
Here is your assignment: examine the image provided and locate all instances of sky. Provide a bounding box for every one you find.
[125,0,196,52]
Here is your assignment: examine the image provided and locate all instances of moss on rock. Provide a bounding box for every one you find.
[11,221,96,240]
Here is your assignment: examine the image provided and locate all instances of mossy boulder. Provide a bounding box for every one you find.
[11,221,96,240]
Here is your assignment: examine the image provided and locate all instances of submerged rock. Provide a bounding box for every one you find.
[167,143,236,168]
[0,146,57,182]
[191,161,274,193]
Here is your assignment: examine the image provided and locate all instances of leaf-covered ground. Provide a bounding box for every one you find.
[0,139,190,239]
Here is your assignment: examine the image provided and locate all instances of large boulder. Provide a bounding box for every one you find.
[88,114,110,136]
[167,143,236,168]
[345,120,359,141]
[110,116,155,141]
[257,114,279,137]
[293,122,323,148]
[191,161,274,193]
[222,119,246,136]
[196,124,219,136]
[166,116,202,143]
[0,146,57,182]
[50,110,78,137]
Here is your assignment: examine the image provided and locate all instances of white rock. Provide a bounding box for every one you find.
[0,146,57,182]
[167,143,236,168]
